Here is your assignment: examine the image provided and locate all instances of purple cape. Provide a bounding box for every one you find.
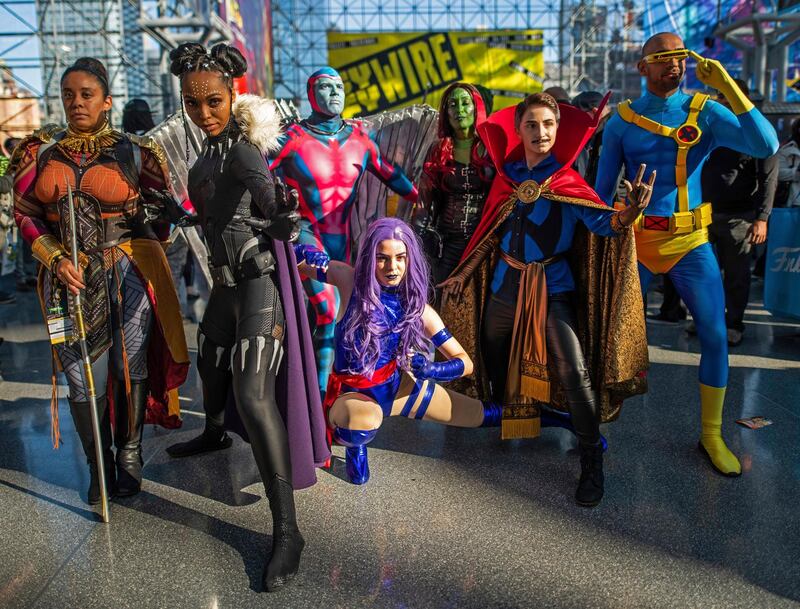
[224,240,331,490]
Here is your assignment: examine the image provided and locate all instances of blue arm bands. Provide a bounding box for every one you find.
[431,327,453,348]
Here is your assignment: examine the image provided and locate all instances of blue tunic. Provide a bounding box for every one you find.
[491,155,618,302]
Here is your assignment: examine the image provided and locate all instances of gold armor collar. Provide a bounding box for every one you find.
[58,119,122,156]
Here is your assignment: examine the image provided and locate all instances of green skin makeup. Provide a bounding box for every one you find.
[447,87,475,164]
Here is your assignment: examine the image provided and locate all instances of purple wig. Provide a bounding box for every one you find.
[342,217,431,378]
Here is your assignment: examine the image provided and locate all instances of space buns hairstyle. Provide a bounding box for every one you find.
[61,57,110,96]
[168,42,247,88]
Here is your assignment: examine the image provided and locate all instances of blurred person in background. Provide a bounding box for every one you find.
[701,79,778,346]
[122,98,156,135]
[572,91,611,186]
[776,117,800,208]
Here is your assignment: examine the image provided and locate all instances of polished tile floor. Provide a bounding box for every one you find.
[1,279,799,609]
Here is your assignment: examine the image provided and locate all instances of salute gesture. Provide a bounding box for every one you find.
[689,50,754,115]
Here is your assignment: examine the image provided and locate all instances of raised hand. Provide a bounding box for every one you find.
[619,163,657,227]
[689,50,733,91]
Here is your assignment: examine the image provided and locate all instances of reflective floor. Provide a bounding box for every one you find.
[1,278,799,609]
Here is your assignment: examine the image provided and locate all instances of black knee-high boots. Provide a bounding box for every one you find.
[68,397,116,505]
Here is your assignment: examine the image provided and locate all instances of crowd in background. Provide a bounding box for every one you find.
[0,93,799,343]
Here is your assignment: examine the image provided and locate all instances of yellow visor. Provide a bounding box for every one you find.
[644,49,690,63]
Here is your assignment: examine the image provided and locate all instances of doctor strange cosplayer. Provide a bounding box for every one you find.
[439,93,651,506]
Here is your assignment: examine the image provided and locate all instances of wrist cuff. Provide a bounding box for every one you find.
[610,211,627,233]
[31,234,67,269]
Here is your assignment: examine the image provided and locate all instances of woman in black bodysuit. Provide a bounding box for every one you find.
[164,42,306,592]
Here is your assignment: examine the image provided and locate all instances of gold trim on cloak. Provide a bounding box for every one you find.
[440,183,649,439]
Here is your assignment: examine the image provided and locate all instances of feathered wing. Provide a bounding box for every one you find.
[349,105,439,248]
[144,112,210,285]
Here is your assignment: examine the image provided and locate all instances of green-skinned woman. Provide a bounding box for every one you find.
[418,83,494,286]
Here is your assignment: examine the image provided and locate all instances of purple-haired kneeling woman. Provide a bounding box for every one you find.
[295,217,501,485]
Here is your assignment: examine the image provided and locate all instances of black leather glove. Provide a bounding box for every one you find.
[266,178,301,242]
[142,188,199,227]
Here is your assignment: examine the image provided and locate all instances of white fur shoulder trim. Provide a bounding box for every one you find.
[232,94,283,154]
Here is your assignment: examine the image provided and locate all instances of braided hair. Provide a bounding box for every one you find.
[169,43,248,162]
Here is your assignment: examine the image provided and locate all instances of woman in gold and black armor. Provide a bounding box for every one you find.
[13,57,189,505]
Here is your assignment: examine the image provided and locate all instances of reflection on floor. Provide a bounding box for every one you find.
[1,281,799,609]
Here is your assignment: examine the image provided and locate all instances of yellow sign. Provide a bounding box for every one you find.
[327,30,544,116]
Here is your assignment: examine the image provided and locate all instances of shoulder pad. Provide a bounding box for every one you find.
[9,125,62,168]
[32,124,64,144]
[127,133,167,166]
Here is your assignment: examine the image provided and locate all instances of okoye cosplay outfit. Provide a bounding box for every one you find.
[594,55,779,475]
[13,121,189,501]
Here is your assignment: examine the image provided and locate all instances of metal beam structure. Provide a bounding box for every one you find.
[272,0,645,106]
[714,7,800,102]
[137,0,234,115]
[0,0,646,117]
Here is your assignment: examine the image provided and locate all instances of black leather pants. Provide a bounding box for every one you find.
[481,292,600,446]
[198,271,293,484]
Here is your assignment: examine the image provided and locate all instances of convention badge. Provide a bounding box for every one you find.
[735,416,773,430]
[46,304,73,345]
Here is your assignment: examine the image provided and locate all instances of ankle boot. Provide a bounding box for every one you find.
[576,442,604,507]
[262,475,305,592]
[114,381,148,497]
[334,427,378,485]
[68,397,116,505]
[480,401,503,427]
[166,420,232,458]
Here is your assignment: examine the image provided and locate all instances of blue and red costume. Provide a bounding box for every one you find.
[270,67,418,397]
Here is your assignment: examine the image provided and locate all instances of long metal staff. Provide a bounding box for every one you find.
[67,183,110,523]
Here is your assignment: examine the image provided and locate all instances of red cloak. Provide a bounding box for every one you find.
[460,94,612,263]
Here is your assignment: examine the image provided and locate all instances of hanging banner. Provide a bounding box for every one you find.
[222,0,273,96]
[327,30,544,116]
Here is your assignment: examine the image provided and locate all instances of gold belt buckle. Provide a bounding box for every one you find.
[516,180,542,204]
[669,211,695,234]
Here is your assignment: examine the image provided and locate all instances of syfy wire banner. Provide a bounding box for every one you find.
[220,0,273,96]
[327,31,544,116]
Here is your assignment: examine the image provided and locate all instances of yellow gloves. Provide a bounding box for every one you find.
[690,50,754,115]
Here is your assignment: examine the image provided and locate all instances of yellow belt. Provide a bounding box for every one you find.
[632,202,713,235]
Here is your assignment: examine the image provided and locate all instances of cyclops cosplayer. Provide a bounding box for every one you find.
[595,33,779,476]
